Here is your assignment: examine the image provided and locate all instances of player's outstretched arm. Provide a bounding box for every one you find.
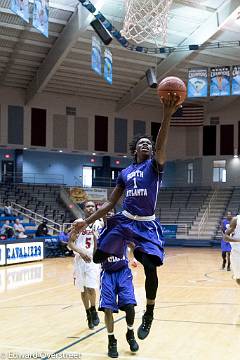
[224,217,240,242]
[155,93,180,165]
[68,232,91,262]
[72,185,124,232]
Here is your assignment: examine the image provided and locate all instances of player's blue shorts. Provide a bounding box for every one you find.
[99,266,136,313]
[221,239,231,252]
[97,212,165,266]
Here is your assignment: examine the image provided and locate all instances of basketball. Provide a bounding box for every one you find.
[157,76,187,105]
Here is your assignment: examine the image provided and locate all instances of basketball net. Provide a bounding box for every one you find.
[121,0,173,45]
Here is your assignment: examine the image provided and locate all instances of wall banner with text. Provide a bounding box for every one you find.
[11,0,29,23]
[92,36,102,76]
[210,66,230,96]
[187,68,208,97]
[33,0,49,38]
[232,65,240,95]
[104,48,112,84]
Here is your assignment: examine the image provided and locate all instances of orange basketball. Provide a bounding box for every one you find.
[157,76,187,105]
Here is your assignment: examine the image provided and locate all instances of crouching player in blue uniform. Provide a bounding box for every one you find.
[71,94,180,340]
[99,243,139,358]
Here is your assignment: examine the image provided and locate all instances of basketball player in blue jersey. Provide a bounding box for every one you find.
[99,243,138,358]
[71,93,180,340]
[221,211,232,271]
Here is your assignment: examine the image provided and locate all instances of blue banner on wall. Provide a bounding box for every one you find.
[104,48,112,84]
[33,0,49,38]
[210,66,230,96]
[92,36,102,76]
[187,68,208,98]
[11,0,29,23]
[161,224,178,239]
[232,65,240,95]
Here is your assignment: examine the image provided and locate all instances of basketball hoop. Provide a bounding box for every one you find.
[121,0,173,45]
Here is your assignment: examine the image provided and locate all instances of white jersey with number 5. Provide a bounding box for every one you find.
[75,219,103,257]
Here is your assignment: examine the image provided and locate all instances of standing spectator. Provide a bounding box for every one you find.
[58,229,72,256]
[36,219,49,237]
[4,201,14,217]
[14,218,27,238]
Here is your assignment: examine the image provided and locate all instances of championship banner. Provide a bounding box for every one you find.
[210,66,230,96]
[33,0,49,38]
[11,0,29,23]
[104,48,112,84]
[232,65,240,95]
[187,68,208,97]
[70,187,108,204]
[92,36,102,76]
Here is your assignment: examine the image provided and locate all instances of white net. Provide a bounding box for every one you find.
[121,0,173,45]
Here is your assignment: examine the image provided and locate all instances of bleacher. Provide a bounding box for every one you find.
[0,183,74,224]
[156,187,240,244]
[156,187,211,228]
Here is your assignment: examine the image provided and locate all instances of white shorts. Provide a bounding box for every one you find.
[230,243,240,280]
[73,255,100,291]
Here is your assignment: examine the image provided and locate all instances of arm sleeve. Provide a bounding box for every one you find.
[116,171,125,189]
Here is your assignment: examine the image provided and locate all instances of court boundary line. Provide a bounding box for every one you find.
[42,315,126,360]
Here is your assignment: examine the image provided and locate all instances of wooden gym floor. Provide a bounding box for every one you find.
[0,247,240,360]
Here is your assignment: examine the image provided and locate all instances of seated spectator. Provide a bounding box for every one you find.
[36,220,49,237]
[14,218,27,238]
[1,220,15,239]
[58,229,72,256]
[4,201,14,217]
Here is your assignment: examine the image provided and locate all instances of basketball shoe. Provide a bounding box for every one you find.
[108,339,118,358]
[137,313,153,340]
[126,330,139,352]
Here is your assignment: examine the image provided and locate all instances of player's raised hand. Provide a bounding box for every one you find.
[161,93,181,116]
[71,219,88,232]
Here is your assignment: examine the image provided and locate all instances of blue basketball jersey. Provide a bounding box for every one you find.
[222,218,230,234]
[117,159,163,216]
[102,244,128,272]
[221,218,232,252]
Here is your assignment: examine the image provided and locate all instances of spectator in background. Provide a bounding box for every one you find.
[14,218,27,238]
[58,229,72,256]
[36,219,49,237]
[4,201,14,217]
[1,220,15,239]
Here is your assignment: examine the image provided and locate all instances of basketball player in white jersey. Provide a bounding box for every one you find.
[224,214,240,285]
[68,201,103,329]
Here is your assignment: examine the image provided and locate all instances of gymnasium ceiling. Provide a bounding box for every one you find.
[0,0,240,111]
